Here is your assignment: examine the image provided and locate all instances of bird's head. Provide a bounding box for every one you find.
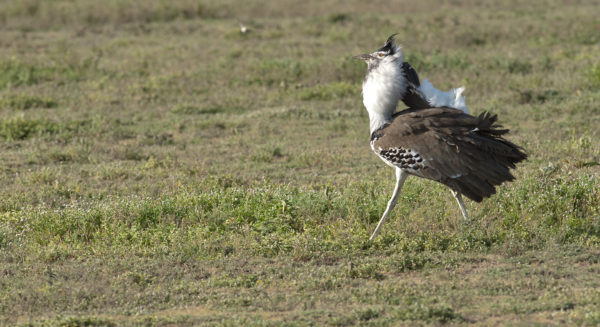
[354,34,403,69]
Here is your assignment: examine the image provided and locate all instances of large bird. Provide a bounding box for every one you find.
[355,35,527,240]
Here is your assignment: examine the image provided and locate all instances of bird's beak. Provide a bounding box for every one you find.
[353,53,372,61]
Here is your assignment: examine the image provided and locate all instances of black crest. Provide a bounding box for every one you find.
[377,33,398,54]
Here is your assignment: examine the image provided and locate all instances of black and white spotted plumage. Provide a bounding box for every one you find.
[378,147,425,173]
[370,131,426,174]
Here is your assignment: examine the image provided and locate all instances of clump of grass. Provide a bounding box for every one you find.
[170,104,244,115]
[393,303,463,323]
[517,89,561,104]
[0,93,57,110]
[347,262,386,280]
[212,273,259,288]
[490,174,600,247]
[0,116,90,141]
[248,58,304,86]
[456,31,488,47]
[572,21,600,45]
[354,308,380,321]
[298,82,357,100]
[171,104,219,114]
[47,151,75,163]
[250,146,284,163]
[506,58,533,74]
[0,57,99,89]
[330,120,348,133]
[328,13,350,24]
[0,58,53,88]
[37,316,117,327]
[138,132,174,146]
[590,64,600,87]
[486,57,533,74]
[0,116,53,141]
[393,252,436,272]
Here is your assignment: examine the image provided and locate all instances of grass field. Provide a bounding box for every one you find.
[1,0,599,325]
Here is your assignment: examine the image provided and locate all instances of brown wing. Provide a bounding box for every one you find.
[400,62,431,109]
[372,108,527,202]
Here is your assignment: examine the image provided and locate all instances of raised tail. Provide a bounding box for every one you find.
[446,112,527,202]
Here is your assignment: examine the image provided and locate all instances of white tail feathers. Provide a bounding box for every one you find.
[419,79,469,114]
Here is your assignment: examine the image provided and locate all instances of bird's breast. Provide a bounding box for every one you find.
[362,65,407,117]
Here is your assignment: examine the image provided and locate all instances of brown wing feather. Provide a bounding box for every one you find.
[372,108,527,202]
[400,62,432,110]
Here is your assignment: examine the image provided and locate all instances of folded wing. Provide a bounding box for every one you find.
[372,108,527,202]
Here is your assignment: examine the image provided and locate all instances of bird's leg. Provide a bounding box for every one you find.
[450,189,470,221]
[369,168,409,241]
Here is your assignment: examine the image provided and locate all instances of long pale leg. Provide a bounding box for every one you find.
[369,168,409,241]
[450,189,469,221]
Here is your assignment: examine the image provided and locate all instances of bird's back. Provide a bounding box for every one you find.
[371,107,527,202]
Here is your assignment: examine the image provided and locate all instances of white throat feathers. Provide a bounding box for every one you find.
[361,45,406,134]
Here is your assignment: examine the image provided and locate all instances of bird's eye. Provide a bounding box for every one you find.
[378,53,384,57]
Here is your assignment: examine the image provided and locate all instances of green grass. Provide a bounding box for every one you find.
[0,93,57,110]
[1,0,599,326]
